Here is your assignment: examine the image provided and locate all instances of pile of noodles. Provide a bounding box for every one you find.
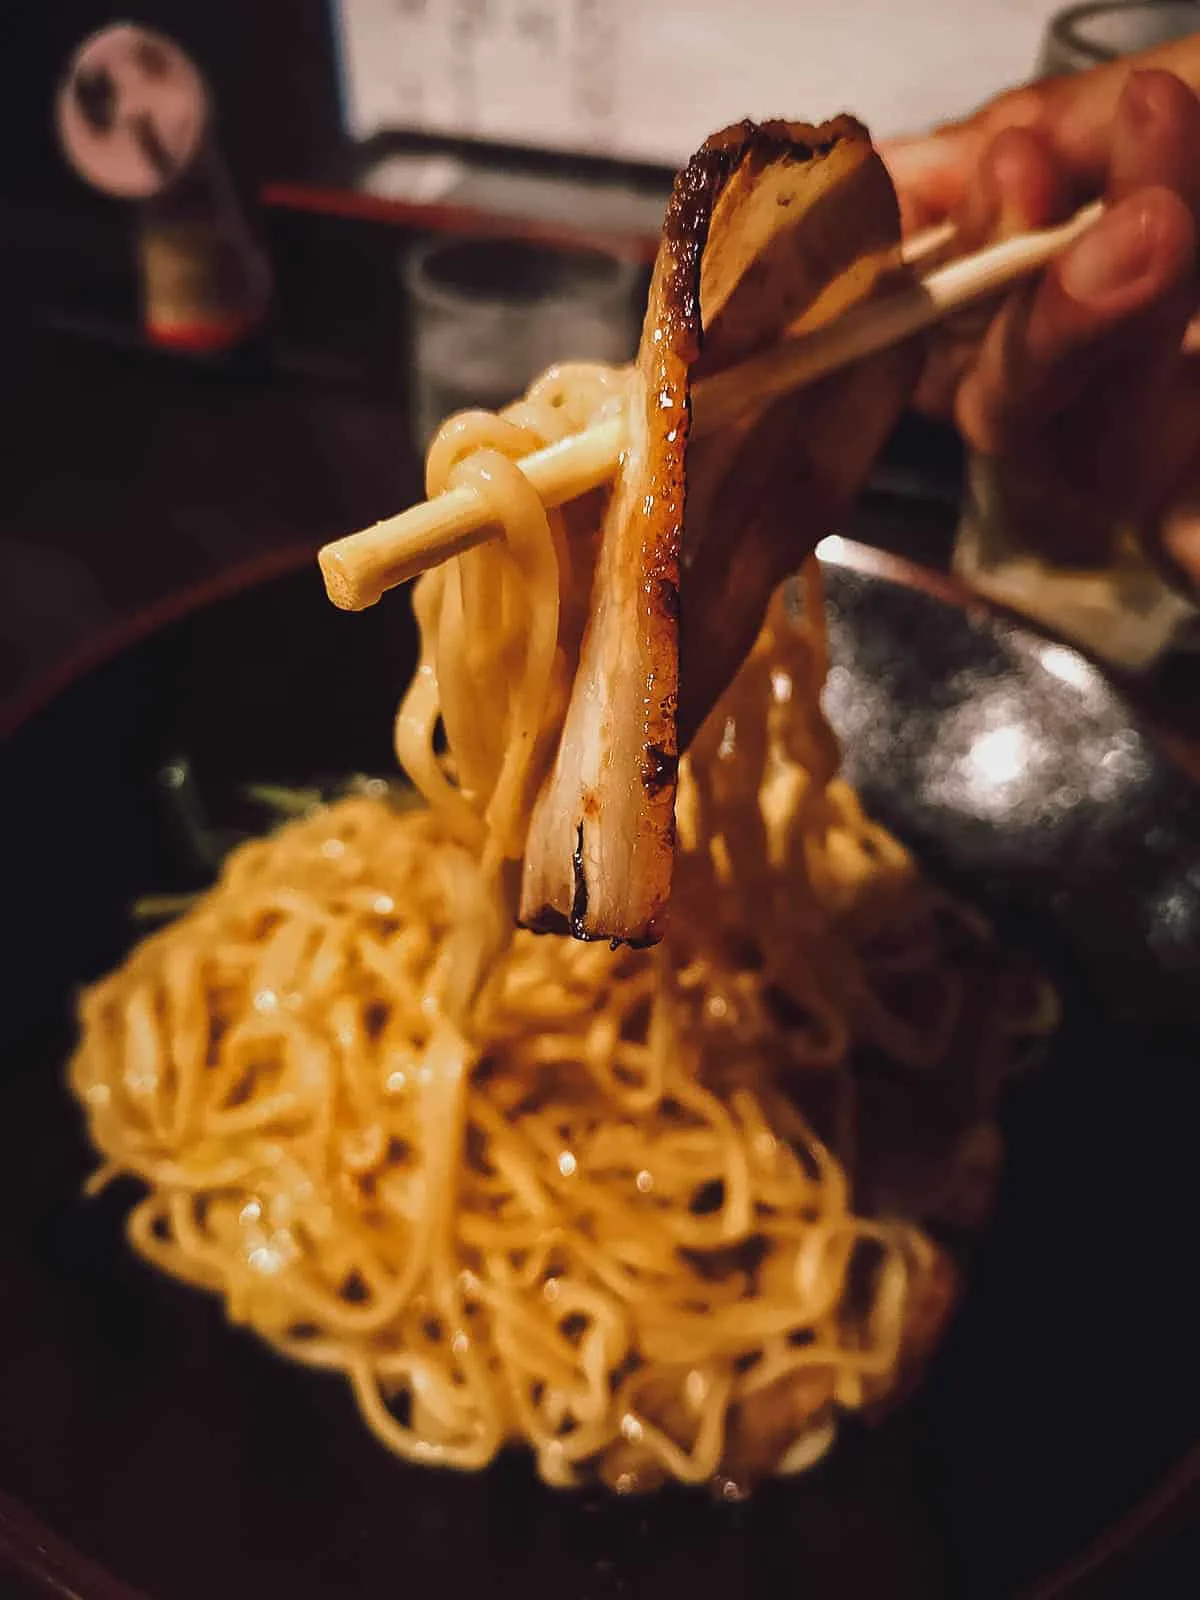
[70,363,1053,1493]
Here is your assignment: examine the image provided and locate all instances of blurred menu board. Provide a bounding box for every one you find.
[333,0,1066,163]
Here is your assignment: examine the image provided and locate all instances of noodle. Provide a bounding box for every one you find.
[69,363,1052,1492]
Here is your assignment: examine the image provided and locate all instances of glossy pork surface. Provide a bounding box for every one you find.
[520,118,918,945]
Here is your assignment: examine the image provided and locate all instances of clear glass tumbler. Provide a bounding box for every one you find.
[1038,0,1200,72]
[405,235,640,448]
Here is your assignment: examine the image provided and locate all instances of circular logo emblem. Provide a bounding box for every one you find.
[57,25,208,200]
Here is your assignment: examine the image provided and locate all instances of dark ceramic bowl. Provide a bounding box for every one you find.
[2,543,1198,1600]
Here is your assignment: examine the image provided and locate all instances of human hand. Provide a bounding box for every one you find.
[882,40,1200,587]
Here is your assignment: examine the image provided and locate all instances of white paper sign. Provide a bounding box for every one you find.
[334,0,1068,164]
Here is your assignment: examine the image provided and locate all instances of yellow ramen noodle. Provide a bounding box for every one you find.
[70,364,1053,1493]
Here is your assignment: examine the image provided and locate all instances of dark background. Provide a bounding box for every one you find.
[0,0,965,713]
[0,0,425,708]
[0,0,341,234]
[0,6,1196,1597]
[0,0,349,360]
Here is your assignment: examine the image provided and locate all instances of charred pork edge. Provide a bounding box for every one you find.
[520,117,874,945]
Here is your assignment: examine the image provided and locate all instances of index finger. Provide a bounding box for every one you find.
[882,29,1200,227]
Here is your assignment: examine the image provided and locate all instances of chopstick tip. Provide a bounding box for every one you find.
[319,545,378,612]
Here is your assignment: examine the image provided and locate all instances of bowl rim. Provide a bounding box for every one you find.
[1,538,1196,1598]
[3,535,1196,781]
[0,543,319,745]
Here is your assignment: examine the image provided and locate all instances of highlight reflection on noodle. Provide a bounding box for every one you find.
[69,363,1053,1493]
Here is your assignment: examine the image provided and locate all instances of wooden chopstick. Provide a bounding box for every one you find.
[899,216,959,270]
[321,417,626,611]
[696,202,1103,435]
[319,201,1103,612]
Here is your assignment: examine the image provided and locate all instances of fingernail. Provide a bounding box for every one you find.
[1162,508,1200,587]
[1061,205,1157,303]
[953,142,1003,246]
[1122,69,1172,130]
[991,143,1032,236]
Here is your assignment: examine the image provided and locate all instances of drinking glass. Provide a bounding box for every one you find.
[1038,0,1199,72]
[405,235,640,447]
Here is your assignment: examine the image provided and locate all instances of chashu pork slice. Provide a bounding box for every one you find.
[517,159,699,947]
[520,117,920,946]
[678,117,922,742]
